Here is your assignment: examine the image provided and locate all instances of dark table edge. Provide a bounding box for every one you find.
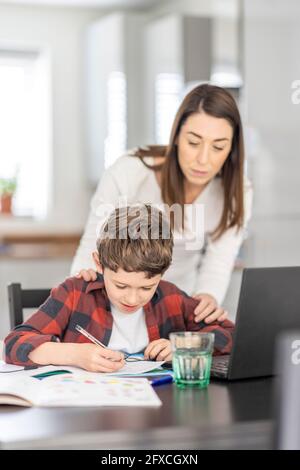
[0,419,274,450]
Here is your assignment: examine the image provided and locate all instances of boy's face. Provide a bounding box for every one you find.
[93,252,162,314]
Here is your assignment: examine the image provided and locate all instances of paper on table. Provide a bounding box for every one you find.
[0,360,24,373]
[0,360,165,378]
[35,361,167,376]
[106,360,165,376]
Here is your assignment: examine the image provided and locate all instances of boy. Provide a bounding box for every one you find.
[4,205,234,372]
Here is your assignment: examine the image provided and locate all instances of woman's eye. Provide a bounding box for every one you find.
[116,285,126,289]
[142,287,152,291]
[188,141,199,146]
[213,146,224,151]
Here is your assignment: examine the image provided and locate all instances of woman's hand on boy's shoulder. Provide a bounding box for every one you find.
[192,293,228,324]
[144,339,172,362]
[75,269,98,282]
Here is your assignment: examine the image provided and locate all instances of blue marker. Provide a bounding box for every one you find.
[151,376,173,387]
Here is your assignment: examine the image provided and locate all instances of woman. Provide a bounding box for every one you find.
[71,84,252,324]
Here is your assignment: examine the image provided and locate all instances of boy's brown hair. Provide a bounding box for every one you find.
[97,204,173,278]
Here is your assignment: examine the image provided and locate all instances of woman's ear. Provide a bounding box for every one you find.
[92,251,103,273]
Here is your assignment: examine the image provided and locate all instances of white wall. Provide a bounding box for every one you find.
[238,0,300,303]
[146,0,240,78]
[0,4,106,228]
[85,12,146,183]
[144,14,183,143]
[85,13,124,183]
[245,19,300,134]
[213,16,238,65]
[244,0,300,218]
[147,0,238,18]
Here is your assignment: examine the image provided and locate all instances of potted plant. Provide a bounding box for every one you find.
[0,177,17,214]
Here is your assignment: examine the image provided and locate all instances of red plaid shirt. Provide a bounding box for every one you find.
[5,274,234,367]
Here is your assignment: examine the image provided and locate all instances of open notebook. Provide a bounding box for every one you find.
[0,373,162,407]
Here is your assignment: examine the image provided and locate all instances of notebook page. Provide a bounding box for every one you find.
[36,374,162,407]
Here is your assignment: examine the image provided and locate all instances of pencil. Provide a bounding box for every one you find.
[75,324,143,362]
[75,324,107,348]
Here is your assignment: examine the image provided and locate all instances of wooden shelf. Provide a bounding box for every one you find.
[0,216,82,259]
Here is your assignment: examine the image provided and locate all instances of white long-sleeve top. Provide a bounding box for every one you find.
[71,152,253,304]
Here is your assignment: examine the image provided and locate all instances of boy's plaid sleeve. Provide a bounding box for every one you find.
[4,279,74,367]
[180,292,234,355]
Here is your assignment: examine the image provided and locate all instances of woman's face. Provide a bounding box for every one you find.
[177,111,234,188]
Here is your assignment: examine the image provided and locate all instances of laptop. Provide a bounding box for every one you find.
[210,267,300,380]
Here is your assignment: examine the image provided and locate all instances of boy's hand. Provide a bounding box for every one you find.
[74,344,125,373]
[193,293,228,324]
[75,269,97,282]
[144,339,172,362]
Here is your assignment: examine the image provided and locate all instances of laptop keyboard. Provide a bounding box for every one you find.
[211,356,230,378]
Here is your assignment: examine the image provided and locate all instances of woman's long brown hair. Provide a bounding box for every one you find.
[133,84,245,240]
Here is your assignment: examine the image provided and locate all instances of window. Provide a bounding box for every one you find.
[0,49,52,218]
[104,71,127,168]
[155,73,183,144]
[210,63,243,88]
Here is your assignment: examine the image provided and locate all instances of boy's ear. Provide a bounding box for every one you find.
[92,251,103,273]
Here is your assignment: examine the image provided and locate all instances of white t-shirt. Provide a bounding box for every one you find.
[71,151,253,304]
[107,303,149,354]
